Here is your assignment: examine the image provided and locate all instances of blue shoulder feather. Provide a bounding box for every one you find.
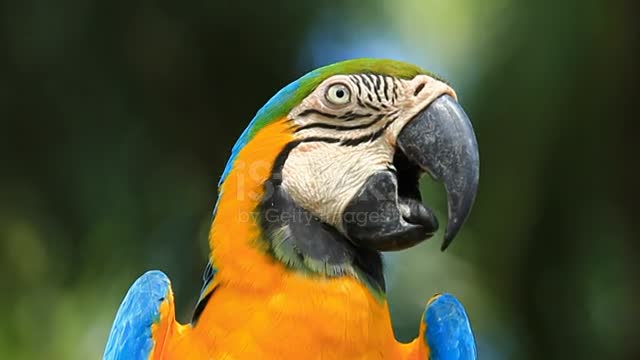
[423,293,477,360]
[103,270,172,360]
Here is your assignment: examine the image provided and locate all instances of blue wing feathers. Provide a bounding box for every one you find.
[103,270,171,360]
[424,293,477,360]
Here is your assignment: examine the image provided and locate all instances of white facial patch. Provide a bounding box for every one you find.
[282,139,393,230]
[280,73,455,231]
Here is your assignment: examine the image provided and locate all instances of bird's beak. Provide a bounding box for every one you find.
[343,95,479,251]
[397,95,479,250]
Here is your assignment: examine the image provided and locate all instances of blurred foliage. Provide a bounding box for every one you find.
[1,0,638,359]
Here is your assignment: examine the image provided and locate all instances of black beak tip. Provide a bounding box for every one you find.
[441,224,459,251]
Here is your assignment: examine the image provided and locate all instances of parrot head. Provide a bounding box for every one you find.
[215,58,479,291]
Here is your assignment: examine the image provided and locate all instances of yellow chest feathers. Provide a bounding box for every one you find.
[166,261,414,359]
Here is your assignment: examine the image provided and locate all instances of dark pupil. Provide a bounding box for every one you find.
[336,89,345,98]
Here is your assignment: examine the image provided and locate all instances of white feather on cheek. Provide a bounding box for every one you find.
[281,140,392,231]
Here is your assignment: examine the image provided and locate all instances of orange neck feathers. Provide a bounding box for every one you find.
[208,117,294,290]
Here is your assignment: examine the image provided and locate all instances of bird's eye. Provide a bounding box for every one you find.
[325,83,351,106]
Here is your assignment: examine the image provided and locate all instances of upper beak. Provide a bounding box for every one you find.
[397,95,479,250]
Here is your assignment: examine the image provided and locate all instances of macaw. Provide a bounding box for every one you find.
[104,58,479,360]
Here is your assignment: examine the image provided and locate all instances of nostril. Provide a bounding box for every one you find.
[413,83,426,96]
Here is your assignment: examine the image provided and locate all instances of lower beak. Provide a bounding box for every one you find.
[397,95,479,250]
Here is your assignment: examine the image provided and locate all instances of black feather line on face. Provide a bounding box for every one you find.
[351,75,363,96]
[383,76,390,101]
[364,102,381,111]
[298,108,339,119]
[372,76,383,103]
[339,118,394,147]
[362,75,375,91]
[295,113,386,133]
[339,112,372,121]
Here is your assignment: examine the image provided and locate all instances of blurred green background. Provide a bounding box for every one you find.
[1,0,638,358]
